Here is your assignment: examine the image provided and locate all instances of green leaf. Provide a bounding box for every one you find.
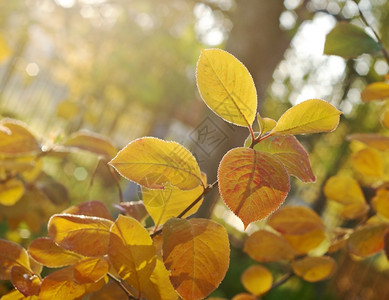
[324,22,381,58]
[196,49,257,127]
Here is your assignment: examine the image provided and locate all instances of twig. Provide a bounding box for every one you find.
[272,272,293,290]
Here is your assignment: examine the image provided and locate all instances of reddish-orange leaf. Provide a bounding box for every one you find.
[241,265,273,296]
[347,223,389,257]
[28,237,83,268]
[347,134,389,151]
[39,266,104,300]
[232,293,257,300]
[244,230,295,262]
[253,135,315,183]
[361,82,389,102]
[218,147,290,228]
[63,201,114,221]
[114,201,148,222]
[163,218,230,300]
[11,265,41,296]
[0,239,31,280]
[73,257,109,284]
[267,206,324,235]
[0,119,41,155]
[48,214,113,257]
[291,256,336,282]
[64,130,117,159]
[108,215,157,298]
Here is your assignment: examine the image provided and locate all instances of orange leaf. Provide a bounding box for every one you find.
[361,82,389,102]
[241,265,273,296]
[324,175,365,205]
[73,257,109,284]
[253,135,315,183]
[39,266,104,300]
[340,202,369,220]
[347,223,389,257]
[48,214,113,257]
[347,134,389,151]
[351,148,384,177]
[292,256,336,282]
[1,289,39,300]
[63,201,114,221]
[11,265,41,296]
[0,119,41,156]
[108,215,157,298]
[218,148,290,228]
[114,201,148,222]
[28,237,83,268]
[163,218,230,300]
[244,230,295,262]
[64,130,117,159]
[89,280,128,300]
[0,239,31,280]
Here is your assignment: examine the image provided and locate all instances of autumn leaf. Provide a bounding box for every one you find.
[361,82,389,102]
[372,188,389,220]
[89,280,128,300]
[1,289,39,300]
[28,237,83,268]
[109,137,202,190]
[324,22,381,58]
[351,148,384,177]
[196,49,257,127]
[63,200,114,221]
[48,214,113,257]
[0,179,25,206]
[347,133,389,151]
[253,135,315,183]
[39,266,104,300]
[232,293,257,300]
[257,112,276,136]
[0,239,31,280]
[163,218,230,300]
[0,119,41,155]
[270,99,341,136]
[324,175,365,204]
[218,147,290,228]
[114,201,148,222]
[241,265,273,296]
[108,215,157,298]
[10,265,41,296]
[244,230,295,262]
[347,223,389,257]
[64,130,117,159]
[292,256,336,282]
[0,32,11,62]
[73,257,109,284]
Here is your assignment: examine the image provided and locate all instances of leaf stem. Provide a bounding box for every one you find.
[355,0,389,64]
[248,125,256,147]
[108,273,136,300]
[272,272,293,290]
[150,180,218,238]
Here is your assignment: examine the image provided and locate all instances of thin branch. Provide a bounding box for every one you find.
[108,273,136,300]
[272,272,293,290]
[150,180,219,238]
[354,0,389,64]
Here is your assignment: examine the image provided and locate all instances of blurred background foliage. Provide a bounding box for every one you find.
[0,0,389,298]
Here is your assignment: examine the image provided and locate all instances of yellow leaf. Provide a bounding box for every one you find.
[340,202,369,220]
[257,113,276,136]
[347,133,389,151]
[0,239,31,280]
[244,230,295,262]
[253,135,315,183]
[28,237,83,268]
[232,293,257,300]
[0,179,25,206]
[0,32,11,63]
[241,265,273,296]
[141,258,179,300]
[163,218,230,300]
[1,289,39,300]
[109,137,202,190]
[372,188,389,220]
[270,99,341,136]
[48,214,113,257]
[142,173,206,228]
[0,119,41,156]
[39,266,104,300]
[56,100,79,120]
[381,109,389,129]
[361,82,389,102]
[108,215,157,298]
[351,148,383,177]
[73,257,109,284]
[218,147,290,228]
[196,49,257,127]
[89,280,128,300]
[64,130,117,160]
[292,256,336,282]
[347,223,389,257]
[10,265,41,297]
[324,176,365,204]
[267,206,326,254]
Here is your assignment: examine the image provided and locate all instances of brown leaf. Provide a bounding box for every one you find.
[0,239,31,280]
[11,265,41,296]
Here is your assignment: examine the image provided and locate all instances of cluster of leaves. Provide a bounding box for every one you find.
[0,48,342,299]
